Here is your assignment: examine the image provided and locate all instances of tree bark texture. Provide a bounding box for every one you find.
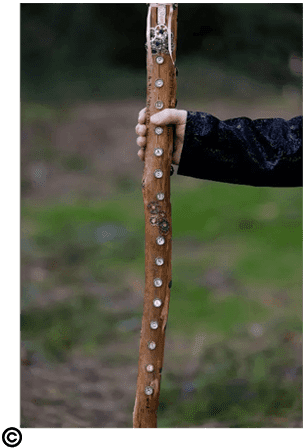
[133,4,178,428]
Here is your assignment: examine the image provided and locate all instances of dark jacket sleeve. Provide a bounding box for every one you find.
[177,111,302,187]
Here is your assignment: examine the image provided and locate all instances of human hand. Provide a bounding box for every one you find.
[135,107,187,165]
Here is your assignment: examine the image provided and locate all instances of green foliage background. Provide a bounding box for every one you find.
[21,3,302,103]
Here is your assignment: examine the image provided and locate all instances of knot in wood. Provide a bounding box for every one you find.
[158,211,166,219]
[159,219,170,234]
[150,216,159,226]
[148,201,160,214]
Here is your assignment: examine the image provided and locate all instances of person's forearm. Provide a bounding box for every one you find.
[177,112,302,187]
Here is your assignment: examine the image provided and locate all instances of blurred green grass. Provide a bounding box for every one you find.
[21,183,302,426]
[21,96,302,427]
[22,189,301,339]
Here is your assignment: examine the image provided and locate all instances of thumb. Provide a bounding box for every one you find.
[150,108,186,126]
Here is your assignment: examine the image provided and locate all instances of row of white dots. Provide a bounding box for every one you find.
[145,54,165,396]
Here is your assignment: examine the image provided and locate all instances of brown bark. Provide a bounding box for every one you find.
[133,4,178,428]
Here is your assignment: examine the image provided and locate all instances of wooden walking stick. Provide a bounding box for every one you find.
[133,3,178,428]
